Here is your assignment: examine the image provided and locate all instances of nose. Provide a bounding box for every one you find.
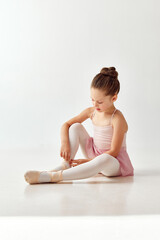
[94,102,99,108]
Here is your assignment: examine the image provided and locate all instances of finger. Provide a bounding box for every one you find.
[64,152,67,160]
[71,160,77,163]
[67,154,70,161]
[72,163,77,166]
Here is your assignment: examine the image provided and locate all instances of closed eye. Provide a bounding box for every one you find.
[91,99,103,104]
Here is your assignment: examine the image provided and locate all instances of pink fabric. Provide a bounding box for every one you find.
[85,109,134,177]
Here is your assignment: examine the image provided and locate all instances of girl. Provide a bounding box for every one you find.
[24,67,134,184]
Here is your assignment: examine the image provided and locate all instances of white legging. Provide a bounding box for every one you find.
[51,123,121,180]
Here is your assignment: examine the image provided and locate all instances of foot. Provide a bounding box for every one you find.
[24,170,41,184]
[24,170,63,184]
[48,170,63,183]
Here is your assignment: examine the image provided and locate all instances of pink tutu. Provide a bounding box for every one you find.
[85,137,134,177]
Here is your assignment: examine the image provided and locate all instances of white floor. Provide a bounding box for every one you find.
[0,147,160,239]
[0,147,160,217]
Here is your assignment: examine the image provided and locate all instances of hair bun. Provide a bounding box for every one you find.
[100,67,118,78]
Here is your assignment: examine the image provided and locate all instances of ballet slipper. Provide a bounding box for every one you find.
[24,170,63,184]
[24,170,41,184]
[48,170,63,183]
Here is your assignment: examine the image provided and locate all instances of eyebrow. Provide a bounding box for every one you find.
[90,97,103,101]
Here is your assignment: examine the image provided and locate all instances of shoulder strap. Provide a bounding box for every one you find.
[109,108,117,124]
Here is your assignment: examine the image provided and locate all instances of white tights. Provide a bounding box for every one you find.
[49,123,121,180]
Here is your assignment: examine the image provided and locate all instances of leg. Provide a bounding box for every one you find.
[100,155,121,177]
[49,123,91,172]
[62,153,121,180]
[24,123,91,184]
[24,153,121,184]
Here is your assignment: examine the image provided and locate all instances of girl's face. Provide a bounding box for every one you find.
[90,88,117,112]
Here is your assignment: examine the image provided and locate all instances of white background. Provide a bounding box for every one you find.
[0,1,160,238]
[1,0,160,161]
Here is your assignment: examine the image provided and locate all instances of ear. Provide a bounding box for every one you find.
[112,94,118,102]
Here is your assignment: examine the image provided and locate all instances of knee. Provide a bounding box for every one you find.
[96,153,116,167]
[93,153,111,166]
[100,153,111,161]
[69,123,82,132]
[100,154,121,177]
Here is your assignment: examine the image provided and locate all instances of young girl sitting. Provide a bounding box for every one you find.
[24,67,134,184]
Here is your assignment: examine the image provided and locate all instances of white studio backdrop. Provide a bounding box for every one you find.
[0,0,160,168]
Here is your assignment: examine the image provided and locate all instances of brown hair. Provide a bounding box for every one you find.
[90,67,120,97]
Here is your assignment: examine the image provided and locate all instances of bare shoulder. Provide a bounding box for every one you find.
[113,109,128,132]
[84,106,94,118]
[64,106,93,126]
[88,107,95,119]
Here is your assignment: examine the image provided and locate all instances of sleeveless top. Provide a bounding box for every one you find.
[85,108,134,177]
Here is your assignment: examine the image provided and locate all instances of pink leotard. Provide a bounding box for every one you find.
[85,108,134,176]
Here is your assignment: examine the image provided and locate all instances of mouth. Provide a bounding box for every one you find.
[96,108,100,111]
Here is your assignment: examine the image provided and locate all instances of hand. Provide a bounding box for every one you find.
[69,158,90,167]
[60,142,71,161]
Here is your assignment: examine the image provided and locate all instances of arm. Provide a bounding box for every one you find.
[60,108,92,160]
[60,107,92,144]
[103,112,128,158]
[69,157,94,167]
[60,123,70,144]
[74,158,94,163]
[86,158,94,161]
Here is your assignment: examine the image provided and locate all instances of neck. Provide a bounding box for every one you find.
[103,106,116,115]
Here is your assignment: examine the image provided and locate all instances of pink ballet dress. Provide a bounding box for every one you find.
[85,108,134,177]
